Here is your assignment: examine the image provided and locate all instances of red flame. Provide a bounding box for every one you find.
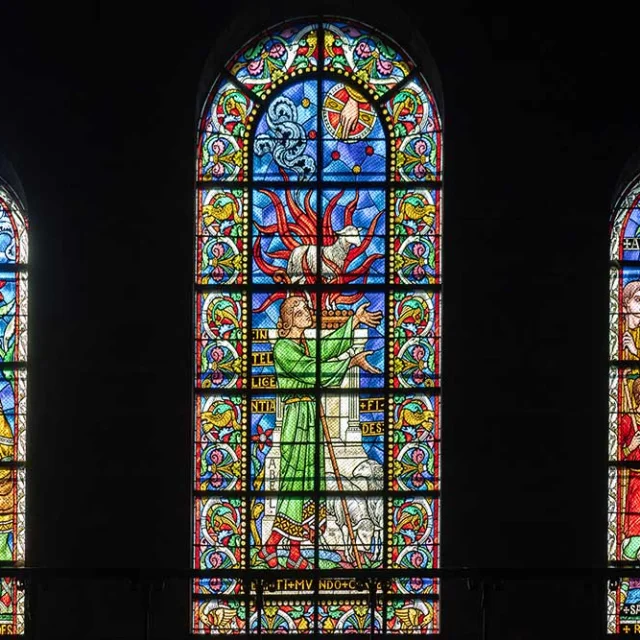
[253,171,384,313]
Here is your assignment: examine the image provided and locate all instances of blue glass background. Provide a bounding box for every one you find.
[253,79,318,182]
[321,79,386,181]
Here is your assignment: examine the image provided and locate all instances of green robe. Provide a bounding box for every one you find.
[271,317,354,541]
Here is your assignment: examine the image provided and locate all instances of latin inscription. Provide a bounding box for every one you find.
[251,398,276,413]
[252,328,270,342]
[359,398,384,412]
[252,578,360,592]
[252,375,276,389]
[361,421,384,436]
[252,351,274,366]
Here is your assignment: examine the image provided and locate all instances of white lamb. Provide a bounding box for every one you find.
[286,225,361,285]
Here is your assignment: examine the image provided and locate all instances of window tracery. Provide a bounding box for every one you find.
[193,19,442,635]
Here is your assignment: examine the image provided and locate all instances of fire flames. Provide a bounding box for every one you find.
[253,174,384,312]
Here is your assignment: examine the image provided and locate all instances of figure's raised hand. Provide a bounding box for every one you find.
[354,302,383,329]
[349,350,382,374]
[630,431,640,453]
[624,331,639,357]
[338,96,359,138]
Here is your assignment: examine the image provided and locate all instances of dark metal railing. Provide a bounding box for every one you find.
[0,566,634,639]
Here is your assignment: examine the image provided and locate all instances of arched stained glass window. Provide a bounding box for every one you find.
[0,175,27,635]
[193,18,442,635]
[610,169,640,633]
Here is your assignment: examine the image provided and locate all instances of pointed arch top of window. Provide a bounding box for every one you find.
[196,17,443,185]
[0,188,27,267]
[195,13,444,118]
[0,155,27,266]
[610,153,640,263]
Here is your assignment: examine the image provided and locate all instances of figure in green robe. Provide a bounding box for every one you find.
[257,295,382,569]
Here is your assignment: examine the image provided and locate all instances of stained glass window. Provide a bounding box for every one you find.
[193,18,442,635]
[609,170,640,634]
[0,178,27,635]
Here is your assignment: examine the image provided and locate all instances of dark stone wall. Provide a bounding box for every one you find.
[0,2,637,637]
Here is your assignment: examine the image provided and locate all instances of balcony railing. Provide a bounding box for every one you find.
[0,566,632,639]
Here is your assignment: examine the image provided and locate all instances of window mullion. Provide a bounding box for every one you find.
[313,34,324,632]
